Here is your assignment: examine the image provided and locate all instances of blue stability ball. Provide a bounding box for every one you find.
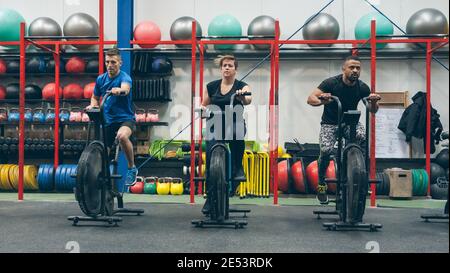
[355,12,393,49]
[208,14,242,50]
[0,9,26,48]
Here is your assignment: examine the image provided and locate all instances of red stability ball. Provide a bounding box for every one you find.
[42,83,63,100]
[133,21,161,48]
[63,83,84,99]
[277,160,289,193]
[65,57,86,73]
[291,160,306,193]
[83,82,95,99]
[306,160,337,194]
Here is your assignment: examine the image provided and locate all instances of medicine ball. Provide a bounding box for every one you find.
[85,59,99,73]
[83,82,95,99]
[6,83,20,99]
[46,59,65,73]
[0,85,6,100]
[151,56,173,74]
[63,83,84,99]
[430,162,446,184]
[26,57,46,73]
[42,82,63,100]
[65,56,86,73]
[430,178,448,200]
[24,84,42,99]
[0,59,6,73]
[6,60,20,73]
[435,148,449,169]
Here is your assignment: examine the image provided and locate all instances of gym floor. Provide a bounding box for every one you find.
[0,193,447,253]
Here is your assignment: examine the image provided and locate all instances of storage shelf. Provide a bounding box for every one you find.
[0,121,168,126]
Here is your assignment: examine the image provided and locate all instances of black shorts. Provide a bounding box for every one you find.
[105,120,136,148]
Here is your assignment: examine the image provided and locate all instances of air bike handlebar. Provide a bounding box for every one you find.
[195,91,252,119]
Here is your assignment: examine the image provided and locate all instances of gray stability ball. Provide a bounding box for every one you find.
[170,16,202,48]
[302,13,340,47]
[406,8,449,35]
[63,13,99,50]
[247,15,276,50]
[29,17,62,37]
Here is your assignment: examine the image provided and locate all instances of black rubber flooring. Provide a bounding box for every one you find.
[0,200,448,253]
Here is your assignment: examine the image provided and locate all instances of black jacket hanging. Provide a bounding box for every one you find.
[398,91,443,154]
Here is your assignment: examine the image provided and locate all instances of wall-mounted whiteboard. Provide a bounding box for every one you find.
[375,108,410,158]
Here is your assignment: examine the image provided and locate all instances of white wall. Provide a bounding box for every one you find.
[1,0,448,157]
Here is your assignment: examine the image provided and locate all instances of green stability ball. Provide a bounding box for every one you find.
[208,14,242,50]
[0,9,26,48]
[355,12,393,49]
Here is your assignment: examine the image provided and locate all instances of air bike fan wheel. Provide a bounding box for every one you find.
[75,141,114,217]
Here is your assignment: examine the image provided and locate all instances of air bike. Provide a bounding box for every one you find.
[191,92,252,229]
[68,91,144,226]
[313,96,382,231]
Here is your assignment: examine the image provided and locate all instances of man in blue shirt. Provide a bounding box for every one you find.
[86,48,138,185]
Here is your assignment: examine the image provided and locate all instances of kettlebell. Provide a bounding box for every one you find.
[129,176,144,194]
[135,109,146,123]
[25,108,33,122]
[69,107,82,122]
[170,178,184,195]
[45,108,55,122]
[32,108,46,122]
[156,177,171,195]
[81,112,90,122]
[59,108,70,122]
[0,108,8,122]
[146,109,159,122]
[144,176,157,194]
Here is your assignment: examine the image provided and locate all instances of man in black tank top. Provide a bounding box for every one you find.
[307,56,380,205]
[201,55,252,213]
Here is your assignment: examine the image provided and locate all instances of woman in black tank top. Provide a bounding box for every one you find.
[201,55,252,200]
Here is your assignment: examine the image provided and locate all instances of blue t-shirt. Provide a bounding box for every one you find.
[93,70,134,125]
